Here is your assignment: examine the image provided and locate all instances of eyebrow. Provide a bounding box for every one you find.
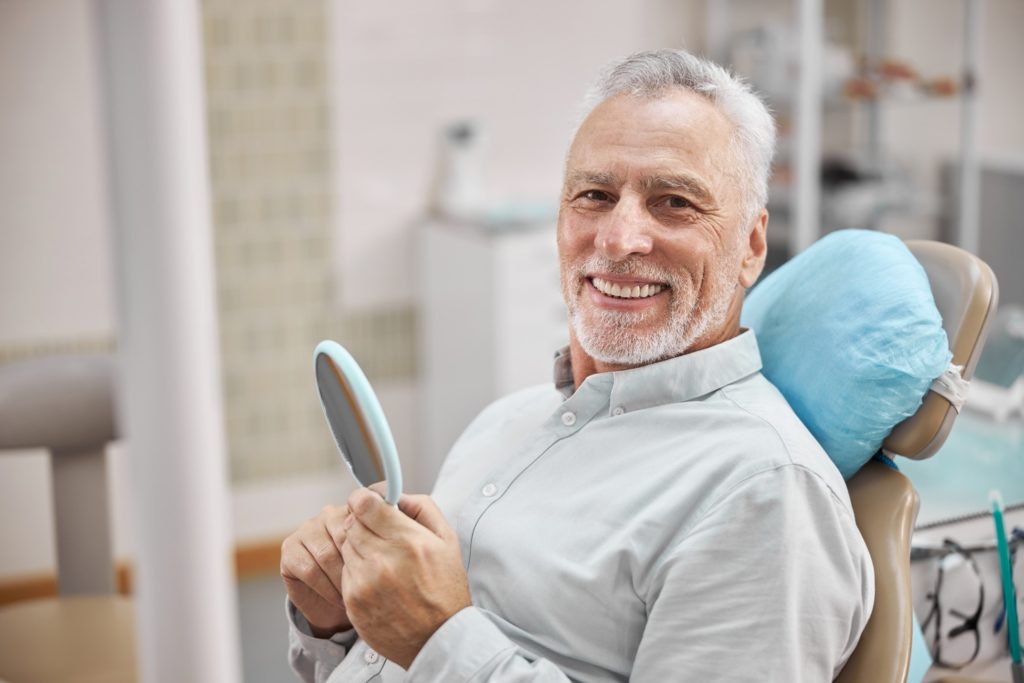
[567,170,619,187]
[639,174,714,205]
[567,170,714,205]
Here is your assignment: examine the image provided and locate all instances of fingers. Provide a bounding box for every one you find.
[397,494,451,538]
[347,488,396,539]
[281,534,344,608]
[366,481,389,499]
[348,488,454,542]
[300,536,345,601]
[341,514,369,561]
[280,506,350,608]
[323,505,350,550]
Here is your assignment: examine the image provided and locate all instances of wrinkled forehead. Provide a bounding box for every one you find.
[564,90,744,199]
[580,87,732,135]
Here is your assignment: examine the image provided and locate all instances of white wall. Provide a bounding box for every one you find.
[0,1,115,346]
[878,0,1024,239]
[329,0,706,312]
[884,0,1024,160]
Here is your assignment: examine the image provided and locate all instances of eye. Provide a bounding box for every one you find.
[663,195,692,209]
[580,190,612,203]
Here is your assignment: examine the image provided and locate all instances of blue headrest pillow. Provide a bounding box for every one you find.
[741,229,952,479]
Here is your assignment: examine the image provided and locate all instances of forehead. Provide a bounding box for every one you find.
[566,89,737,187]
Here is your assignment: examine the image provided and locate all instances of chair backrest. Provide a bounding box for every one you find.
[883,241,999,460]
[837,241,998,683]
[836,461,920,683]
[0,354,119,595]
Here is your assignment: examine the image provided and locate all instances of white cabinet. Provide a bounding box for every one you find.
[417,219,567,489]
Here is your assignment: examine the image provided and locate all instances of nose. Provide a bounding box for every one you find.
[595,199,654,261]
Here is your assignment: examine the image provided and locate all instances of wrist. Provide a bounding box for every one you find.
[304,612,352,639]
[286,598,353,640]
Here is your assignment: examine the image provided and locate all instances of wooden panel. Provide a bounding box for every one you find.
[0,537,285,607]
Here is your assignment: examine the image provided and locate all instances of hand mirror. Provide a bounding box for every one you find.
[314,340,402,505]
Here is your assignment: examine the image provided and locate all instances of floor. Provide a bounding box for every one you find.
[238,575,297,683]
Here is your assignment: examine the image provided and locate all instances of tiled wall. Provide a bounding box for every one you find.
[202,0,414,481]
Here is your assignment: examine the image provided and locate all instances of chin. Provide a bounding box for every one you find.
[571,295,730,366]
[573,319,686,366]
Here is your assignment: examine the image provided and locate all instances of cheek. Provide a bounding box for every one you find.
[556,218,591,273]
[557,210,600,249]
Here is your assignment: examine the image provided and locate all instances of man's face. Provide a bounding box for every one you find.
[557,89,765,367]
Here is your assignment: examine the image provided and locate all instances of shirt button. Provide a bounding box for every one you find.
[364,648,379,664]
[612,406,625,416]
[561,411,577,426]
[481,483,498,497]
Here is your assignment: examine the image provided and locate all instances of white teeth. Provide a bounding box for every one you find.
[591,277,665,299]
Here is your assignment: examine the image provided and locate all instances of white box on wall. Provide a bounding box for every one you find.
[417,219,567,490]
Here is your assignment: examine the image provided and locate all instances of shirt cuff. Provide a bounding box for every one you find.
[406,606,517,682]
[286,598,357,659]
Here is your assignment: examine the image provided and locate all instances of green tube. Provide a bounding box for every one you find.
[990,490,1022,667]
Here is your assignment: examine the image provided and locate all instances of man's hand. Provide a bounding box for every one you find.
[280,504,353,638]
[341,488,472,669]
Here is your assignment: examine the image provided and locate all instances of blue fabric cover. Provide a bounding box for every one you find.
[742,230,952,479]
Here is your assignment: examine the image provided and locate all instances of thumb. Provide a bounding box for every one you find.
[398,494,451,537]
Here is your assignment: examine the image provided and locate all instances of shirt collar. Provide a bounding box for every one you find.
[553,329,762,410]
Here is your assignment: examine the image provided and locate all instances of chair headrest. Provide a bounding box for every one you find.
[742,230,956,479]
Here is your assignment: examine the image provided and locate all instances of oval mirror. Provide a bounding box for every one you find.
[313,340,401,505]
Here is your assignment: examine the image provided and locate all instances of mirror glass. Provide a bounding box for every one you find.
[314,340,402,504]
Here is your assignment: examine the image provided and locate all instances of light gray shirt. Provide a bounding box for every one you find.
[288,330,874,682]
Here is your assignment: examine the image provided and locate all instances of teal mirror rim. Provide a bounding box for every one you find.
[313,340,402,505]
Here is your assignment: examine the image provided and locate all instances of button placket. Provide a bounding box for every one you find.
[456,430,563,568]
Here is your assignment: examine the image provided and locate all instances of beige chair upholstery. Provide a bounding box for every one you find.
[0,595,136,683]
[837,462,921,683]
[836,241,998,683]
[0,354,137,683]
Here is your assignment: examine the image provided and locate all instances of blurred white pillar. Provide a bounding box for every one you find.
[957,0,982,256]
[94,1,241,682]
[793,0,824,254]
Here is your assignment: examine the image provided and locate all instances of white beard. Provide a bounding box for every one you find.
[563,255,736,366]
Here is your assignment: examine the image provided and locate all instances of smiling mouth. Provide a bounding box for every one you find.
[589,276,667,299]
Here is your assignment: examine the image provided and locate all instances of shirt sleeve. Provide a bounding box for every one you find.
[629,464,874,682]
[285,598,359,683]
[408,464,872,683]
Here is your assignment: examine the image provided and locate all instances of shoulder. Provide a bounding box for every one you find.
[715,371,852,510]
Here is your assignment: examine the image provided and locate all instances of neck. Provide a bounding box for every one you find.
[567,294,745,390]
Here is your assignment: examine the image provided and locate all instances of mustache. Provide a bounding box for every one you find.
[572,255,677,285]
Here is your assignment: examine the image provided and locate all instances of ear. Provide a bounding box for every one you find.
[738,209,769,289]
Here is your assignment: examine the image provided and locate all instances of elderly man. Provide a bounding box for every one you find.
[282,49,873,682]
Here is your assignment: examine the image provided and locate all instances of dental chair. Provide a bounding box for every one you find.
[836,241,998,683]
[0,354,137,682]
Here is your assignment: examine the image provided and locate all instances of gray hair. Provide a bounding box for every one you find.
[576,49,776,218]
